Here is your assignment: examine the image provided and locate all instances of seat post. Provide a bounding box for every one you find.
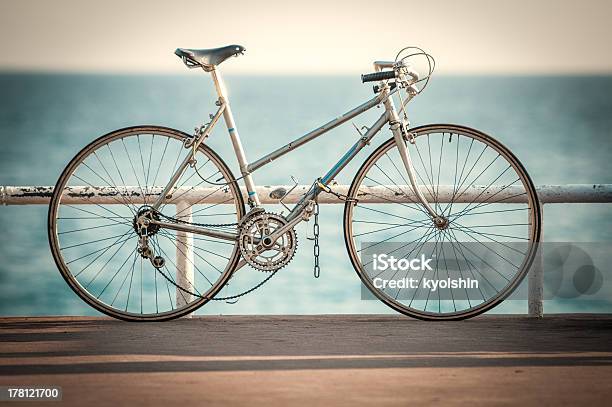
[209,68,261,206]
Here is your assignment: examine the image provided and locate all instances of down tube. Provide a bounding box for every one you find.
[321,112,388,185]
[286,112,388,222]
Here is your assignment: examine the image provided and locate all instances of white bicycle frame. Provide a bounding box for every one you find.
[147,62,441,242]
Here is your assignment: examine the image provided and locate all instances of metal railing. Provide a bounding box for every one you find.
[2,183,611,317]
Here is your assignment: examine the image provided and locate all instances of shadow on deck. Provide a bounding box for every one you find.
[1,314,611,406]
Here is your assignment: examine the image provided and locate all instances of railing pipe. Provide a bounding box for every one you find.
[2,184,611,318]
[2,184,611,206]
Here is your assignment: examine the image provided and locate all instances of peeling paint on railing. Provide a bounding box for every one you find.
[2,184,611,205]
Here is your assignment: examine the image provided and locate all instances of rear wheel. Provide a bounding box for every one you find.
[48,126,245,321]
[344,124,541,320]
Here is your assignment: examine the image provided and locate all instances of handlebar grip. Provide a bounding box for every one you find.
[361,70,396,83]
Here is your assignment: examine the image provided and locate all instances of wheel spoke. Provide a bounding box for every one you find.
[51,129,243,320]
[347,128,538,319]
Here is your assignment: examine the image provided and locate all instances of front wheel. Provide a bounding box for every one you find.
[48,126,245,321]
[344,124,541,320]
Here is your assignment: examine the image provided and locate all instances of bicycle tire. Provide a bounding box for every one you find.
[343,124,541,320]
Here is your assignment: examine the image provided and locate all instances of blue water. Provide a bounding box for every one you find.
[1,73,611,316]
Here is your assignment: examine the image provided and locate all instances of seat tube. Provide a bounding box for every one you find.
[210,69,261,206]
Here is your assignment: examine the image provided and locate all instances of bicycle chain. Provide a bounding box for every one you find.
[156,210,238,228]
[212,269,280,301]
[313,200,320,278]
[151,181,357,298]
[317,182,359,203]
[150,234,280,302]
[310,181,360,278]
[151,209,281,302]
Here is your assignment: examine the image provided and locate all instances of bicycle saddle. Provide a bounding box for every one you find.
[175,45,245,70]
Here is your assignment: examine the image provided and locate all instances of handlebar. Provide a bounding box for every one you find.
[361,70,396,83]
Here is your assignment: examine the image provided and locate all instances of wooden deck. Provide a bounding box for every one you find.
[1,314,611,406]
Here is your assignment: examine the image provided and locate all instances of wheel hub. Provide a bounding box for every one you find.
[433,216,449,230]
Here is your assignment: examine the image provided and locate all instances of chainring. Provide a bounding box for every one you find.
[239,211,297,272]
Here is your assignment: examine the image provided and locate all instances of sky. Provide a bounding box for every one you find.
[1,0,611,75]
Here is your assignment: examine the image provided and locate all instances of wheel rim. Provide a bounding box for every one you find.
[344,125,541,319]
[49,126,244,320]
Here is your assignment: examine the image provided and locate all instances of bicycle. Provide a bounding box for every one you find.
[48,45,541,321]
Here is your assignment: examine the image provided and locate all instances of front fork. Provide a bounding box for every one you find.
[382,89,447,228]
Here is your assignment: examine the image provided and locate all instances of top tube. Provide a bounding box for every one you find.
[246,87,399,174]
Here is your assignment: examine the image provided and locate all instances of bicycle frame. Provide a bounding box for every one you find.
[148,65,439,242]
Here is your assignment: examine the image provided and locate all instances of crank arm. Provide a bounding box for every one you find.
[264,219,299,245]
[149,219,238,242]
[265,200,314,244]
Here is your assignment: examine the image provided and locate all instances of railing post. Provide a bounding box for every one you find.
[528,204,544,318]
[175,200,194,317]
